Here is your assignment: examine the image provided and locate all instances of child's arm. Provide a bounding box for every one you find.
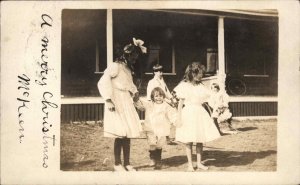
[133,98,149,111]
[174,98,184,127]
[221,92,230,107]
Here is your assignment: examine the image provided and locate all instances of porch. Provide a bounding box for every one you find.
[61,96,277,123]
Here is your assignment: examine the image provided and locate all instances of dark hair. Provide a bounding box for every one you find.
[114,42,144,82]
[150,87,166,102]
[211,83,220,90]
[183,62,206,83]
[123,44,143,60]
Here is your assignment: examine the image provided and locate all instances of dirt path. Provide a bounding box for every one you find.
[61,119,276,171]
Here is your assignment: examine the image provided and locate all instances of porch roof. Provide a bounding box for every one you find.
[146,9,278,22]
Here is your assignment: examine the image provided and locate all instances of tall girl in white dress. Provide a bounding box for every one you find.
[98,38,147,171]
[174,62,220,171]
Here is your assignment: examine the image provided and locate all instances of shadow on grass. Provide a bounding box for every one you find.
[237,126,258,132]
[162,150,276,168]
[61,160,96,170]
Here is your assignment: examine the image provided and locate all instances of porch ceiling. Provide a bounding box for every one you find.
[146,9,278,22]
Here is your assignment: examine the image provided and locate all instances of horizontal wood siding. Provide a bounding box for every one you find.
[61,102,277,123]
[229,102,277,117]
[61,104,104,123]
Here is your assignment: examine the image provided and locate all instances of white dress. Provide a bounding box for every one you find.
[97,62,142,138]
[135,100,177,137]
[174,82,220,143]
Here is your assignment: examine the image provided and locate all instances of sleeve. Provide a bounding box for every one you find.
[106,62,119,78]
[164,85,173,99]
[166,104,178,124]
[129,81,138,95]
[146,80,153,101]
[208,93,216,108]
[97,63,119,100]
[173,82,186,99]
[221,92,230,107]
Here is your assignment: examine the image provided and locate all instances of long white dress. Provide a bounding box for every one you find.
[174,82,220,143]
[97,62,142,138]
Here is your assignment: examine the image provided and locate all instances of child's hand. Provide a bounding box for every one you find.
[134,100,145,111]
[105,99,115,112]
[132,92,140,102]
[174,116,183,128]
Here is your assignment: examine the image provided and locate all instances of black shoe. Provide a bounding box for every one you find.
[154,149,162,170]
[149,150,156,167]
[154,161,162,170]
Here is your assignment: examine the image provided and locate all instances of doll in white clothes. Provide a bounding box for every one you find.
[135,87,177,169]
[208,83,238,135]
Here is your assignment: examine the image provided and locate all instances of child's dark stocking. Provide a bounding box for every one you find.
[149,150,156,166]
[114,138,122,165]
[227,118,234,130]
[122,138,131,166]
[154,148,162,170]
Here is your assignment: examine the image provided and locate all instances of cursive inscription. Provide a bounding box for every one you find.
[35,36,49,86]
[41,92,58,168]
[17,74,30,143]
[37,14,58,168]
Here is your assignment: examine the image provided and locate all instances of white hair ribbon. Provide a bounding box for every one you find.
[133,37,147,53]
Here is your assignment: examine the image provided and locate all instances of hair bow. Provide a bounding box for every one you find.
[133,38,147,54]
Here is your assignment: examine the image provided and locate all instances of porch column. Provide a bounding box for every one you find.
[218,16,226,92]
[107,9,113,65]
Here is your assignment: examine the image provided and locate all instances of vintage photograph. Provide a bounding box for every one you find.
[60,9,278,172]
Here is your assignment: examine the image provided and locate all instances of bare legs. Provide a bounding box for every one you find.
[185,143,194,171]
[196,143,208,170]
[185,142,208,171]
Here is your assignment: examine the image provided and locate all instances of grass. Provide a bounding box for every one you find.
[60,119,276,171]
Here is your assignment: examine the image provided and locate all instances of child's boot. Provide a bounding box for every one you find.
[154,149,162,170]
[148,150,156,167]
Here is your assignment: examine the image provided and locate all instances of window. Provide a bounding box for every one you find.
[95,40,107,73]
[145,43,176,74]
[206,48,218,76]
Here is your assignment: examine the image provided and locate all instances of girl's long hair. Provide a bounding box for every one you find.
[183,62,206,83]
[114,42,144,88]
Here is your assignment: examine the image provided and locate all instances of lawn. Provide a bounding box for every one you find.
[61,119,276,171]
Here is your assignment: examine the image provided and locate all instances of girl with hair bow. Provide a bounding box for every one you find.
[98,38,147,171]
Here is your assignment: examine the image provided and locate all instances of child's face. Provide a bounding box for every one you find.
[212,86,219,93]
[192,72,203,84]
[153,91,164,104]
[154,70,163,78]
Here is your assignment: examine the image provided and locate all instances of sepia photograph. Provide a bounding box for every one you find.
[1,1,299,184]
[60,9,278,172]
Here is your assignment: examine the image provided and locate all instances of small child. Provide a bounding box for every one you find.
[146,64,177,144]
[208,83,238,135]
[135,87,177,169]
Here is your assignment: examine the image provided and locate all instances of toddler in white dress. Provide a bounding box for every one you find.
[135,87,177,169]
